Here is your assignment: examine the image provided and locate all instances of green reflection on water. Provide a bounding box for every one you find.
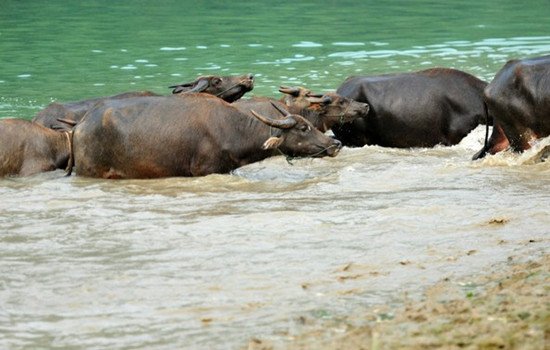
[0,0,549,117]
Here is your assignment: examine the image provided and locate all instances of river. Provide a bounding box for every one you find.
[0,1,549,349]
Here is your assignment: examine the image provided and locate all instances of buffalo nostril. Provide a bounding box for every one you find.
[334,139,342,148]
[247,73,254,80]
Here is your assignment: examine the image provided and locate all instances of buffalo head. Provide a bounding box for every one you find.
[170,74,254,102]
[279,86,369,132]
[251,102,342,157]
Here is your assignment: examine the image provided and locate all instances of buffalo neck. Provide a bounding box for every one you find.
[48,129,73,172]
[223,112,281,166]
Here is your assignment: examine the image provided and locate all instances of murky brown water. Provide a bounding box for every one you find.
[1,127,548,349]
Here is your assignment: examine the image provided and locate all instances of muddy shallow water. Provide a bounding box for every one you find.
[1,128,549,349]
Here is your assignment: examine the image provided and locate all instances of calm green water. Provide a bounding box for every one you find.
[1,1,549,350]
[1,0,550,117]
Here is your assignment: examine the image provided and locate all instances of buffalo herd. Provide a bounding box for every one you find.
[0,55,549,179]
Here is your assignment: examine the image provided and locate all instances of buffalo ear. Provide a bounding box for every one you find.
[262,136,283,150]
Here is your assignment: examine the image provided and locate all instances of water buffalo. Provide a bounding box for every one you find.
[233,86,369,133]
[33,74,254,131]
[72,94,341,179]
[169,73,254,102]
[0,118,72,177]
[332,68,489,148]
[32,91,159,130]
[473,55,550,159]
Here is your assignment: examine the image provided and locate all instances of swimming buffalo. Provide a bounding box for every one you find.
[332,68,489,148]
[72,94,341,179]
[473,55,550,159]
[0,118,72,177]
[169,73,254,102]
[32,91,158,130]
[233,86,369,133]
[33,74,254,131]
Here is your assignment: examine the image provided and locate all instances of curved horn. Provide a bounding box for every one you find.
[56,118,77,127]
[270,101,291,117]
[306,95,332,104]
[169,82,192,89]
[169,80,195,93]
[306,93,324,98]
[250,110,297,129]
[169,85,185,94]
[185,78,210,93]
[278,86,301,97]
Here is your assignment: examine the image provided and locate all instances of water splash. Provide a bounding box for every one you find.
[474,135,550,167]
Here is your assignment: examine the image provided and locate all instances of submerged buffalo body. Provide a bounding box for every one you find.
[73,95,341,179]
[332,68,489,148]
[233,86,369,133]
[0,118,72,177]
[32,91,159,130]
[473,55,550,159]
[33,74,254,131]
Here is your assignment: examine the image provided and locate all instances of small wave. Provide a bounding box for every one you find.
[520,137,550,165]
[325,36,550,62]
[254,55,315,65]
[332,42,365,46]
[370,41,389,46]
[194,64,222,70]
[457,126,488,151]
[292,41,323,48]
[474,135,550,167]
[160,47,186,51]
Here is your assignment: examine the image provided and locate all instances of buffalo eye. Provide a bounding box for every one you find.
[212,78,222,86]
[300,124,310,132]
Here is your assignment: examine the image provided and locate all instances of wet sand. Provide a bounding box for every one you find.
[246,250,549,350]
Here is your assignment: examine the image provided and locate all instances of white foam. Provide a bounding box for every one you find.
[160,47,186,51]
[475,135,550,167]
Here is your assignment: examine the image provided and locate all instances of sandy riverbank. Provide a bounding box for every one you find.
[246,253,549,350]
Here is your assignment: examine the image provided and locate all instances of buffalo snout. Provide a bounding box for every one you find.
[326,139,343,157]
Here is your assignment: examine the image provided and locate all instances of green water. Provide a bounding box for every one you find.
[1,0,549,118]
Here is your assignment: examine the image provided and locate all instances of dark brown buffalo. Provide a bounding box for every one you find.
[169,73,254,102]
[0,118,72,177]
[33,74,254,131]
[473,55,550,159]
[32,91,158,130]
[72,94,341,179]
[233,86,369,133]
[332,68,489,148]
